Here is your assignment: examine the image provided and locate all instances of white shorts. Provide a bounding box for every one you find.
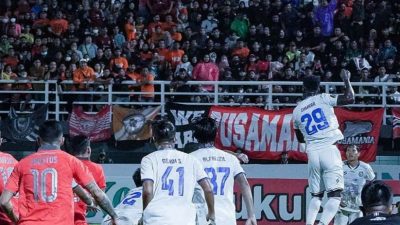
[307,144,344,194]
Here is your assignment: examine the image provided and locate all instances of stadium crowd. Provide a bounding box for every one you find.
[0,0,399,111]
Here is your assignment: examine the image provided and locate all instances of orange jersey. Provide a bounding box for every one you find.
[5,149,94,225]
[138,73,155,98]
[156,48,169,61]
[124,23,136,41]
[49,19,68,35]
[167,50,185,69]
[73,66,96,89]
[110,57,128,71]
[0,152,18,225]
[171,32,182,42]
[231,47,250,59]
[74,159,106,225]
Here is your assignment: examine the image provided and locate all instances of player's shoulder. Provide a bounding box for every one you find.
[190,147,210,156]
[83,160,103,170]
[351,214,400,225]
[358,161,373,170]
[0,152,17,161]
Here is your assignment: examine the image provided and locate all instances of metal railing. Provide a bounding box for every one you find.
[0,80,399,124]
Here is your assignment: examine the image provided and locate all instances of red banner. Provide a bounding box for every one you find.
[335,108,384,162]
[68,105,112,142]
[209,106,306,161]
[234,179,400,225]
[210,106,383,162]
[393,108,400,139]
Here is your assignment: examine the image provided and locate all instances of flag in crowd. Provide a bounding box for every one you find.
[393,108,400,139]
[68,105,112,142]
[1,104,48,142]
[112,106,160,141]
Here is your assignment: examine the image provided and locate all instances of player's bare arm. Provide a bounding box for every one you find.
[198,178,215,222]
[337,69,355,106]
[295,129,305,143]
[73,184,98,211]
[142,180,154,210]
[85,182,118,221]
[235,174,257,225]
[222,150,249,163]
[0,190,19,223]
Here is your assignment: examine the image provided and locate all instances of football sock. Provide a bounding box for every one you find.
[318,197,341,225]
[306,197,322,225]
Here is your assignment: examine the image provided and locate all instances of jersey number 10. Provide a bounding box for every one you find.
[301,108,330,135]
[31,168,58,202]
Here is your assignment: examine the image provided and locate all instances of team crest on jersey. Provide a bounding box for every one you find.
[359,171,364,177]
[337,121,375,145]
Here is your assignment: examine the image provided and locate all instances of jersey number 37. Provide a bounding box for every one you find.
[301,108,330,135]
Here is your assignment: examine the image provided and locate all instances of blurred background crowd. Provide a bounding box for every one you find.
[0,0,399,112]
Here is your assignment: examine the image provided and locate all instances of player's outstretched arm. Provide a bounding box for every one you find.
[85,182,118,222]
[337,69,355,106]
[235,174,257,225]
[142,180,154,210]
[198,178,215,223]
[0,190,19,223]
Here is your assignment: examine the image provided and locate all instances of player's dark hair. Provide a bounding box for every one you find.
[303,75,320,92]
[70,135,90,155]
[38,120,63,143]
[346,145,359,152]
[152,120,176,143]
[193,117,217,144]
[132,168,142,187]
[361,180,393,208]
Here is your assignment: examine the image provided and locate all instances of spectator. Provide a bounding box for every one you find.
[378,39,397,62]
[171,68,191,102]
[230,13,250,39]
[349,180,400,225]
[78,36,98,59]
[175,54,193,77]
[201,12,218,33]
[113,26,126,49]
[137,67,155,102]
[49,11,69,36]
[73,58,97,109]
[124,15,136,42]
[109,48,128,71]
[167,42,185,70]
[314,0,337,37]
[192,54,219,92]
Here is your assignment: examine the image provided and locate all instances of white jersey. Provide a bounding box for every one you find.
[141,149,208,225]
[101,187,143,225]
[341,161,375,212]
[293,93,344,149]
[190,147,244,225]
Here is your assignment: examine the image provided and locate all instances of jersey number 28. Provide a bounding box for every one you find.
[301,108,330,135]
